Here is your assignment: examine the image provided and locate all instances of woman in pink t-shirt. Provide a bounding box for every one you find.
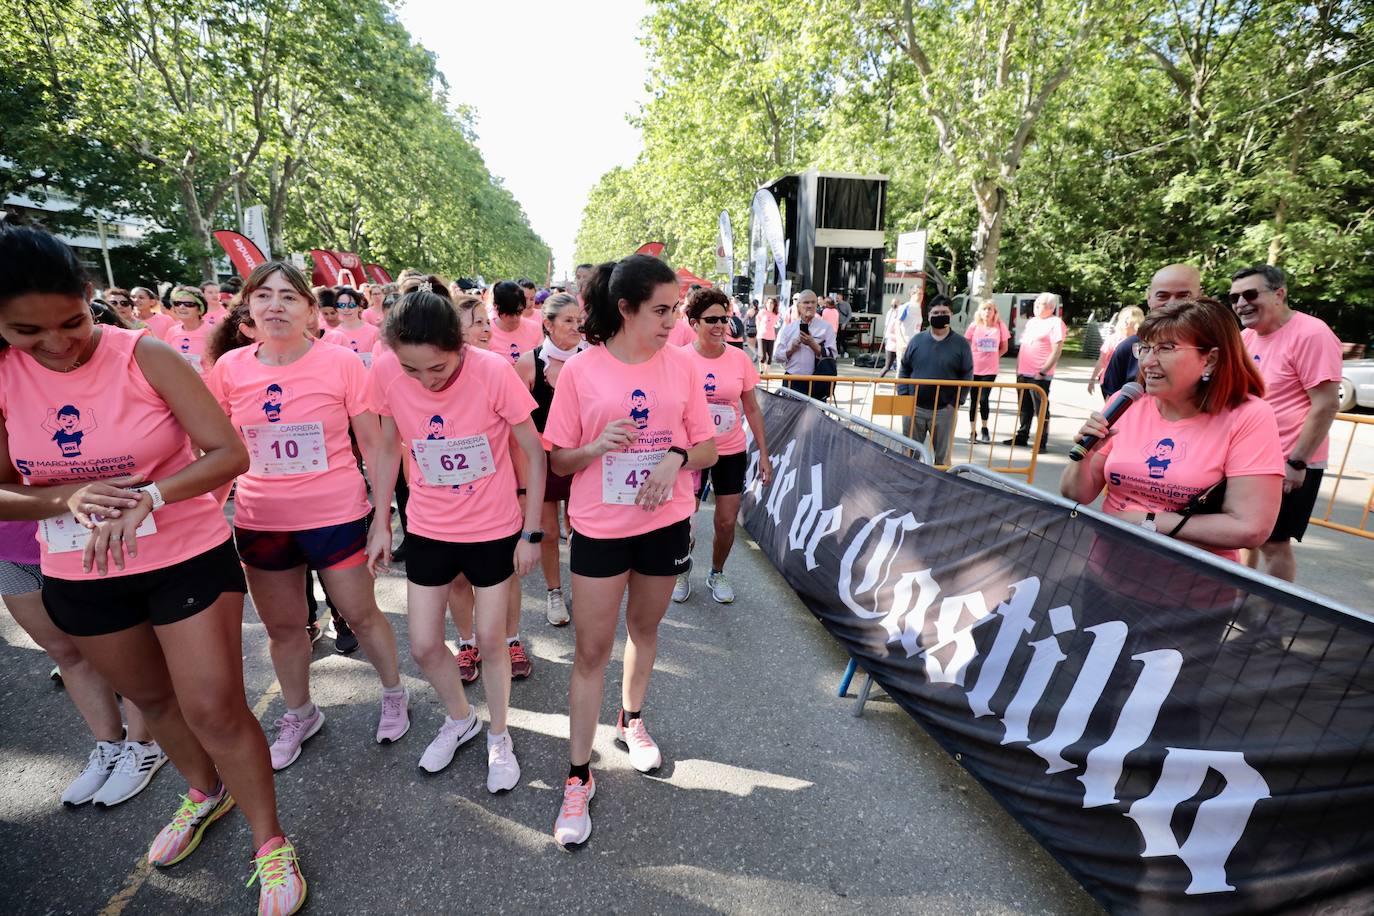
[162,286,215,376]
[208,262,407,771]
[758,297,781,367]
[1061,298,1283,562]
[1089,306,1143,396]
[333,286,379,368]
[0,227,306,912]
[678,288,773,605]
[363,288,545,791]
[488,280,543,366]
[361,283,386,327]
[963,299,1010,443]
[543,255,717,848]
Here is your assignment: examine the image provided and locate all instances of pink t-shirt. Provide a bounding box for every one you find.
[321,328,350,347]
[0,327,230,580]
[965,323,1009,376]
[1099,395,1283,561]
[682,343,760,455]
[162,321,215,376]
[1096,330,1124,375]
[760,310,779,341]
[204,305,229,328]
[366,346,535,543]
[143,312,176,339]
[1241,311,1343,466]
[544,344,714,540]
[1016,315,1066,377]
[668,319,696,348]
[0,520,40,566]
[489,317,543,366]
[338,322,380,369]
[362,307,385,327]
[815,309,839,335]
[207,341,371,531]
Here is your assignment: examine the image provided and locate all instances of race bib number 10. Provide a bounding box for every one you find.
[245,422,329,477]
[413,435,496,486]
[601,450,667,505]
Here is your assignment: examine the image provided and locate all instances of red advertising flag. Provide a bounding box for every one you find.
[213,230,267,279]
[364,263,392,285]
[332,251,364,287]
[635,242,666,259]
[309,249,345,287]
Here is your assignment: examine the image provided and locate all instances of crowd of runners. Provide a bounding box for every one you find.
[0,227,774,916]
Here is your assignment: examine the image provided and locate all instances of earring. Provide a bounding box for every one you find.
[1201,370,1212,382]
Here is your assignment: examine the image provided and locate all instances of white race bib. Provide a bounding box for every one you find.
[413,435,496,486]
[42,512,157,554]
[358,351,373,368]
[976,336,998,352]
[601,450,666,505]
[181,353,203,373]
[709,403,738,436]
[244,422,329,476]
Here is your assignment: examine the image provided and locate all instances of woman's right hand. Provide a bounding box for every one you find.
[592,419,637,456]
[66,474,146,527]
[1074,411,1114,449]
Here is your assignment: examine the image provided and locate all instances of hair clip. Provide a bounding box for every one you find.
[418,280,433,293]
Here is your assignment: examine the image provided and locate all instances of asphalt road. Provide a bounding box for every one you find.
[0,505,1102,915]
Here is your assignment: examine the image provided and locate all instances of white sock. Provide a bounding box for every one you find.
[506,635,520,646]
[447,710,476,728]
[382,683,406,697]
[287,702,317,720]
[458,637,475,648]
[487,729,508,745]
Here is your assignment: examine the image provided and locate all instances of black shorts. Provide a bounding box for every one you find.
[1268,468,1324,543]
[234,515,369,571]
[696,450,748,498]
[570,518,692,579]
[404,532,519,588]
[43,538,247,637]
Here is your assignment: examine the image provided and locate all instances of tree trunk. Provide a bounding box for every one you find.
[970,178,1006,298]
[178,173,215,280]
[1268,110,1306,266]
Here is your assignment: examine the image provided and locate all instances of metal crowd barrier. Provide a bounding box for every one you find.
[1309,412,1374,541]
[772,385,933,465]
[760,374,1049,481]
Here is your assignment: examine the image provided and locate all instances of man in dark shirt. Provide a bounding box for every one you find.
[1101,263,1202,397]
[897,297,972,463]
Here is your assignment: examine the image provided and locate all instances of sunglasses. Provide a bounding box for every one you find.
[172,300,199,308]
[336,301,359,309]
[697,315,730,325]
[108,299,131,306]
[1227,289,1263,306]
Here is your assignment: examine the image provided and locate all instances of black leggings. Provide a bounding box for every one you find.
[968,373,997,423]
[760,338,775,364]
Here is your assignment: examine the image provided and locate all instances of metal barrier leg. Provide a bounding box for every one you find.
[852,673,875,717]
[838,657,858,697]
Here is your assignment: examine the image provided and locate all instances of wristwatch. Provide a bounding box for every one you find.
[520,530,544,544]
[1139,511,1157,533]
[1286,457,1308,471]
[138,482,165,512]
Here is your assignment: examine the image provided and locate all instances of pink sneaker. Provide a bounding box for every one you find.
[616,712,663,773]
[248,835,307,916]
[375,689,410,744]
[269,709,324,771]
[553,774,595,847]
[147,784,236,867]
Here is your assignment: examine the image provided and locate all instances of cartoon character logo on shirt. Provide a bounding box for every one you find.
[415,415,477,495]
[262,384,286,423]
[1142,438,1186,478]
[624,389,659,430]
[703,373,718,397]
[177,336,191,353]
[425,415,446,440]
[508,343,521,364]
[44,405,97,457]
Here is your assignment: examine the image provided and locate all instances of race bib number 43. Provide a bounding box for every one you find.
[413,435,496,486]
[42,512,157,554]
[245,422,328,477]
[602,450,666,505]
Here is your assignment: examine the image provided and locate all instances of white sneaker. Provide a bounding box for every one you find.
[93,741,168,806]
[616,713,663,773]
[486,732,521,793]
[671,574,691,603]
[418,712,480,773]
[553,774,595,847]
[545,588,570,626]
[62,740,122,806]
[707,570,735,604]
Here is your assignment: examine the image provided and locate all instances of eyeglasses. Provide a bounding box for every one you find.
[1133,342,1206,358]
[697,315,730,325]
[1227,288,1264,306]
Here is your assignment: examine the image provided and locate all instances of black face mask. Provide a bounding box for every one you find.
[929,314,951,329]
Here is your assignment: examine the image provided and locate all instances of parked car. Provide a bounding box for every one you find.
[1338,359,1374,411]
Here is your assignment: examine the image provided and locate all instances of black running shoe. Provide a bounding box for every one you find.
[332,614,359,655]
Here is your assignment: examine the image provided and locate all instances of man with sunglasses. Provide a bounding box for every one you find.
[1232,265,1342,582]
[1100,263,1202,398]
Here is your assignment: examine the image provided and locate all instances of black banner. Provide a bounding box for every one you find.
[741,391,1374,915]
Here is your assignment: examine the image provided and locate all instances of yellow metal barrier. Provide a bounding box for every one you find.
[759,374,1049,481]
[1309,412,1374,541]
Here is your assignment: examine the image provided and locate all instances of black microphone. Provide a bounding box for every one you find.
[1069,382,1144,462]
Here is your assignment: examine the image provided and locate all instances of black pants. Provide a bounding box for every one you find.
[1016,374,1051,443]
[760,338,775,364]
[968,373,996,424]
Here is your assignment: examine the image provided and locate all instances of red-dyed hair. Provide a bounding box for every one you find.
[1137,297,1265,414]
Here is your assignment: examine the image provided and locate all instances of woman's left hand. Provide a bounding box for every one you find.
[82,497,153,575]
[636,454,683,511]
[514,540,540,577]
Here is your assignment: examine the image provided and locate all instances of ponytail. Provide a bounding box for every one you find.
[580,254,677,346]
